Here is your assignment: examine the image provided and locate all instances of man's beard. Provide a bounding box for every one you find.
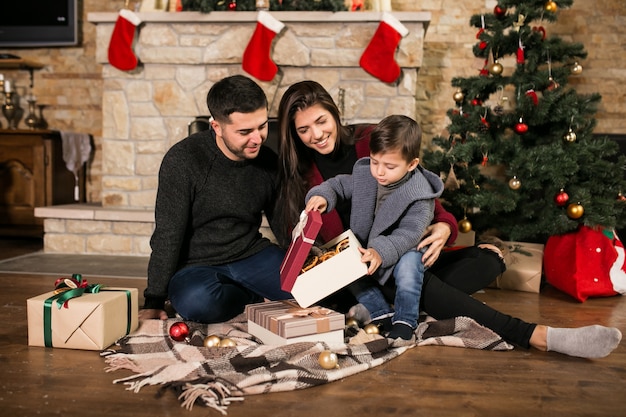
[222,135,263,160]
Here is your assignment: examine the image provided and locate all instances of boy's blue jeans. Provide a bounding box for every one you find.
[168,245,292,323]
[350,249,425,329]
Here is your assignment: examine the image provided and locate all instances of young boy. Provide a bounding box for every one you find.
[305,114,444,347]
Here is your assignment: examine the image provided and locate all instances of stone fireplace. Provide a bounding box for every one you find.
[35,11,431,255]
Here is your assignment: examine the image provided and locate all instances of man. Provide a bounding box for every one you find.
[139,75,291,323]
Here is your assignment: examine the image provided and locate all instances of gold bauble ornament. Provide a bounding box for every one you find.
[219,338,237,347]
[453,90,465,103]
[545,1,558,12]
[203,334,222,347]
[458,217,472,233]
[508,176,522,190]
[345,317,359,328]
[572,62,583,75]
[363,323,380,335]
[566,202,584,219]
[489,61,504,76]
[318,350,339,369]
[564,129,577,143]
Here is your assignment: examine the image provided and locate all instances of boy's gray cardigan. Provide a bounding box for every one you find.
[306,157,444,285]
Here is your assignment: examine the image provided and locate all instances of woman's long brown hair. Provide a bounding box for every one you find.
[274,81,352,247]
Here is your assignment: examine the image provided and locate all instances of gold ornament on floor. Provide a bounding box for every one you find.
[318,350,339,369]
[203,334,222,347]
[545,1,558,12]
[345,317,359,328]
[564,128,577,143]
[509,176,521,190]
[571,62,583,75]
[458,217,472,233]
[363,323,380,335]
[566,202,584,219]
[219,338,237,347]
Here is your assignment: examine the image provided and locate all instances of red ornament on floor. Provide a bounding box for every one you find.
[169,321,190,341]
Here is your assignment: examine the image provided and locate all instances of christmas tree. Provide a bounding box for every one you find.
[421,0,626,243]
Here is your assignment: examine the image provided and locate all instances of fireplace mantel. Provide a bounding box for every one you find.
[88,11,431,26]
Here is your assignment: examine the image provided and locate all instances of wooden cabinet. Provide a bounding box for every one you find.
[0,129,85,237]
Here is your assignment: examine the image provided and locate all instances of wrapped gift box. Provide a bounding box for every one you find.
[491,242,544,293]
[27,287,138,350]
[279,210,323,293]
[280,211,368,307]
[245,300,344,345]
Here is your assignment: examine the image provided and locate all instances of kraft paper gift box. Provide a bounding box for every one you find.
[245,300,345,345]
[27,287,138,350]
[280,211,368,308]
[491,242,545,293]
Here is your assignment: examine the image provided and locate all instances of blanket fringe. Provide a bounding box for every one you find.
[104,355,143,374]
[112,367,167,393]
[178,380,244,414]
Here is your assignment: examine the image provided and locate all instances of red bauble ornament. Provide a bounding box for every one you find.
[169,321,190,341]
[479,41,488,50]
[547,77,559,91]
[494,5,507,18]
[514,118,528,134]
[554,189,569,207]
[471,98,482,106]
[228,0,237,10]
[532,26,547,40]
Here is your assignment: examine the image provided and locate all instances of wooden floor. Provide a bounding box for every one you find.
[1,237,625,417]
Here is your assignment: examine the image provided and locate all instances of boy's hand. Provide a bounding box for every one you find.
[359,247,382,275]
[305,196,328,213]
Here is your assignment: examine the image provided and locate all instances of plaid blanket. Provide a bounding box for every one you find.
[102,314,512,415]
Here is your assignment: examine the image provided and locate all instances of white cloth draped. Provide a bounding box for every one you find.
[59,131,91,201]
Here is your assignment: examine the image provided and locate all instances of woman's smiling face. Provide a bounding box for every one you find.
[293,104,338,155]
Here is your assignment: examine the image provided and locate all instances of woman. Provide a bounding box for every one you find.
[274,80,621,359]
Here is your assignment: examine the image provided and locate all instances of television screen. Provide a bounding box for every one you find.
[0,0,78,48]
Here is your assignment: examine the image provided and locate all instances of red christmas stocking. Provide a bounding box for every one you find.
[359,12,409,84]
[108,9,142,71]
[242,11,285,81]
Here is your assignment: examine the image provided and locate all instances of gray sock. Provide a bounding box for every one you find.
[347,303,371,325]
[546,325,622,359]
